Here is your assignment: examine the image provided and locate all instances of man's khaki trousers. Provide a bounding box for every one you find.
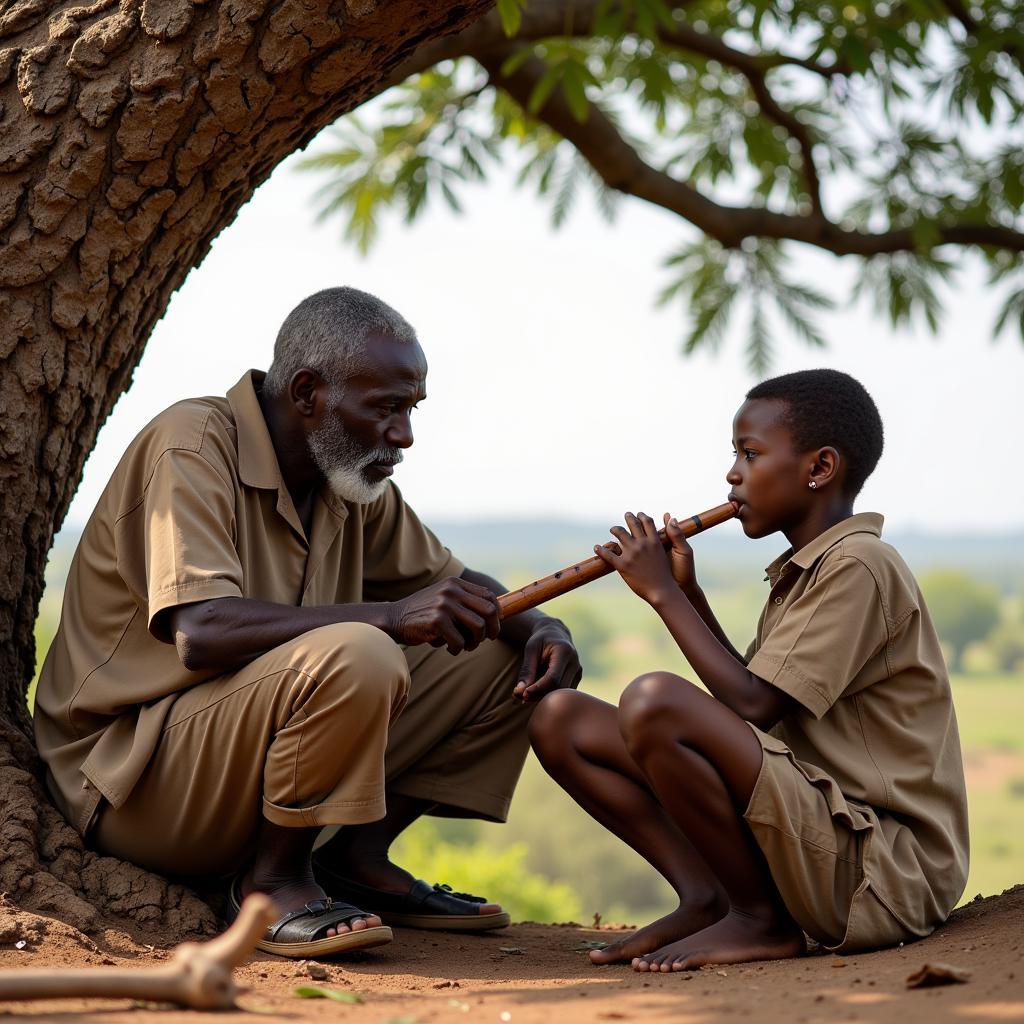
[93,622,529,877]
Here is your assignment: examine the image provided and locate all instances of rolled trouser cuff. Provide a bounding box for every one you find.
[262,794,388,829]
[389,779,514,824]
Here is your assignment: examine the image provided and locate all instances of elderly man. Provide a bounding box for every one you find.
[34,287,580,958]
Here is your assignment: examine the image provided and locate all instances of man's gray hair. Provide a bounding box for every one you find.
[263,287,417,398]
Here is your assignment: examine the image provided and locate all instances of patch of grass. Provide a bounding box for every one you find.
[961,781,1024,902]
[951,673,1024,752]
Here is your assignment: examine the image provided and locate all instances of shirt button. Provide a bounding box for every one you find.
[774,596,784,605]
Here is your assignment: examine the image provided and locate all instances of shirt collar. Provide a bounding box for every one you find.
[764,512,885,581]
[226,370,282,490]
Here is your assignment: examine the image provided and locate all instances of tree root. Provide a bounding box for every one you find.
[0,722,219,947]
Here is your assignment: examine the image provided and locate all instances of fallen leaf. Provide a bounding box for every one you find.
[905,963,972,989]
[293,985,363,1003]
[576,940,609,951]
[499,946,525,955]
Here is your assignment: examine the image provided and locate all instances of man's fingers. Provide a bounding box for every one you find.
[520,646,579,701]
[451,608,488,650]
[436,620,465,655]
[453,587,501,616]
[637,511,658,537]
[452,597,499,641]
[454,578,500,600]
[594,543,620,567]
[514,636,543,697]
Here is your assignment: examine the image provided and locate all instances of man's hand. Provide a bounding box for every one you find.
[512,621,582,703]
[389,577,501,654]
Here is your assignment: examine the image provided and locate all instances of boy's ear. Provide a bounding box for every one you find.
[809,446,842,489]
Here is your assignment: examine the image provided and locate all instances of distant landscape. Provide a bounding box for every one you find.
[33,519,1024,926]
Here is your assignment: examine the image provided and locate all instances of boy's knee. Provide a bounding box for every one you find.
[529,688,585,759]
[619,671,692,750]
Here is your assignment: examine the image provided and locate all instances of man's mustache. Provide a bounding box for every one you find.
[361,448,404,468]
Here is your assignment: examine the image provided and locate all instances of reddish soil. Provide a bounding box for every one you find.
[1,886,1021,1024]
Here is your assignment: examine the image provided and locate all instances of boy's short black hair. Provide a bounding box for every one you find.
[745,369,884,497]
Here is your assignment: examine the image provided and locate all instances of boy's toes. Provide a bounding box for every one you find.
[589,941,626,965]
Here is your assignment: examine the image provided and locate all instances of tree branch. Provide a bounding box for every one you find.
[380,0,850,91]
[476,47,1024,258]
[382,2,839,213]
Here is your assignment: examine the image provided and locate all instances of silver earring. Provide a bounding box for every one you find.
[808,481,817,489]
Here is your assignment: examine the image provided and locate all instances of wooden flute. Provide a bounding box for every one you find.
[496,501,738,619]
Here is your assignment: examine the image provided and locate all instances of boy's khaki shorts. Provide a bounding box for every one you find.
[743,725,922,953]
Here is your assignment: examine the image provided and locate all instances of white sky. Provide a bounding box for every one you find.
[64,137,1024,536]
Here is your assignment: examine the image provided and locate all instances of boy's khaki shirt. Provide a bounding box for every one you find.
[745,513,969,932]
[33,371,463,835]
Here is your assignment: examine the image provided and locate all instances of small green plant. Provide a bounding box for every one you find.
[391,818,582,923]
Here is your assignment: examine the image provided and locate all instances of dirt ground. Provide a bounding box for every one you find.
[1,885,1021,1024]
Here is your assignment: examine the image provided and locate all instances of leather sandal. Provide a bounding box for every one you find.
[312,859,511,931]
[228,876,393,958]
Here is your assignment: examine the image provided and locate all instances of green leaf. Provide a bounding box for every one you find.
[561,64,591,123]
[528,64,563,115]
[746,300,772,378]
[294,986,363,1004]
[500,45,536,78]
[993,287,1024,342]
[495,0,525,37]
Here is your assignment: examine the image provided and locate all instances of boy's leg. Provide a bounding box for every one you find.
[617,671,805,971]
[529,689,727,963]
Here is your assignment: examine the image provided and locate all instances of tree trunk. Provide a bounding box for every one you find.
[0,0,490,943]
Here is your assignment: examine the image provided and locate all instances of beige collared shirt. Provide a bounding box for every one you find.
[34,370,463,834]
[745,513,969,931]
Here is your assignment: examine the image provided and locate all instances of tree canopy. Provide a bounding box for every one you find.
[298,0,1024,372]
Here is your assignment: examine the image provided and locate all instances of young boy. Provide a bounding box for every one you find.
[529,369,969,971]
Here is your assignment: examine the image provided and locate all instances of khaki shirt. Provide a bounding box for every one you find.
[34,371,463,835]
[745,513,969,930]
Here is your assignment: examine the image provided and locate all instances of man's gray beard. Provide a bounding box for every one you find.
[307,420,403,505]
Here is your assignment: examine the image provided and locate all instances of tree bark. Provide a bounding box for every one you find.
[0,0,491,942]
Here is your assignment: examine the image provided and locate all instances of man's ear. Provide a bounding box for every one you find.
[288,369,322,417]
[809,446,841,490]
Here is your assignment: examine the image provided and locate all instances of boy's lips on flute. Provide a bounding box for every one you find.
[728,494,745,515]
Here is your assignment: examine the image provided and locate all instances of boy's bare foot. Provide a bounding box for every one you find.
[589,900,726,965]
[631,908,805,972]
